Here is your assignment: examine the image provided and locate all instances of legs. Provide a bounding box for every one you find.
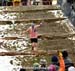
[30,38,38,51]
[31,42,38,51]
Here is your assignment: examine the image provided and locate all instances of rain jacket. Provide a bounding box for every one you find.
[58,52,65,71]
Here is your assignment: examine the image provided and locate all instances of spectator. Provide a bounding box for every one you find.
[62,50,73,71]
[68,63,75,71]
[48,55,59,71]
[7,0,13,6]
[2,0,7,6]
[40,57,47,71]
[21,0,27,6]
[33,62,40,71]
[48,50,65,71]
[58,51,65,71]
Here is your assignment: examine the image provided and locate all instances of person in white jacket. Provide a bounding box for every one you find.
[68,63,75,71]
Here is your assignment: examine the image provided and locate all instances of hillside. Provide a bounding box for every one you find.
[0,5,75,70]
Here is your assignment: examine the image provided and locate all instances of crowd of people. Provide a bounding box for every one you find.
[19,50,75,71]
[21,20,75,71]
[0,0,27,6]
[0,0,52,6]
[0,0,41,6]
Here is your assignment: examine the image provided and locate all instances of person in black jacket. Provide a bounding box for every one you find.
[62,50,73,71]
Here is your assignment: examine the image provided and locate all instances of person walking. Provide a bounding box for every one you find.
[22,22,43,51]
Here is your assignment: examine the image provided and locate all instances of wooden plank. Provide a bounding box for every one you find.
[3,5,61,12]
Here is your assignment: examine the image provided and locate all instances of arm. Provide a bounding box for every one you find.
[58,51,65,71]
[22,28,30,36]
[35,22,43,28]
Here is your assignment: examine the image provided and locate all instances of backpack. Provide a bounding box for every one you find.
[48,64,56,71]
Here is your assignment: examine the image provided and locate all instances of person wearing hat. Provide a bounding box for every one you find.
[33,62,40,71]
[48,55,59,71]
[22,22,43,51]
[40,57,47,65]
[48,51,65,71]
[39,57,47,71]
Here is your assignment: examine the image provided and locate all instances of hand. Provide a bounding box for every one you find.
[57,50,62,57]
[40,22,43,26]
[59,52,62,57]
